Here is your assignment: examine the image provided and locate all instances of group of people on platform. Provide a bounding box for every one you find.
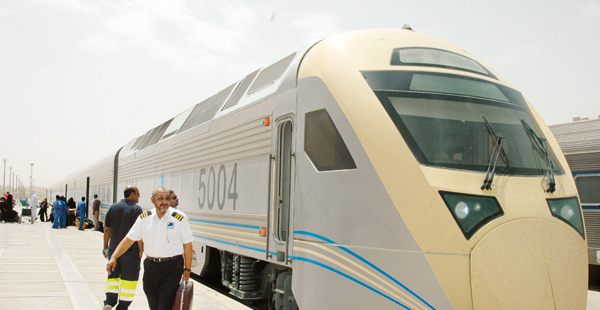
[103,186,189,310]
[0,191,17,222]
[0,190,101,229]
[2,185,191,310]
[0,191,51,223]
[50,194,99,230]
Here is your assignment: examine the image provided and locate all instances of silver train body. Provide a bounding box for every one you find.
[50,29,588,309]
[550,118,600,266]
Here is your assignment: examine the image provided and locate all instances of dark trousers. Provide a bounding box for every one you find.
[143,256,184,310]
[105,250,141,310]
[39,207,48,222]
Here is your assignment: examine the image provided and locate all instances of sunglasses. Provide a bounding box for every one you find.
[154,196,171,201]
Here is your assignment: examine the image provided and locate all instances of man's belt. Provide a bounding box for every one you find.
[146,255,180,262]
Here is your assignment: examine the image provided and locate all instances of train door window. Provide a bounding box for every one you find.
[304,109,357,171]
[275,121,293,242]
[575,175,600,205]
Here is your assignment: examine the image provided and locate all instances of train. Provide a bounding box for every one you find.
[49,28,588,309]
[550,117,600,267]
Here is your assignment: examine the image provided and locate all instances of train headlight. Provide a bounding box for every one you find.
[547,197,585,239]
[440,191,504,240]
[455,201,469,219]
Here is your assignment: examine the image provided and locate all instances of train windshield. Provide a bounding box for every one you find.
[362,71,563,176]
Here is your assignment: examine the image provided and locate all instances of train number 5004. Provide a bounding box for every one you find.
[197,163,238,210]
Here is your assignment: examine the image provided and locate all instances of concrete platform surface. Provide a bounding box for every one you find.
[2,214,600,309]
[0,219,251,310]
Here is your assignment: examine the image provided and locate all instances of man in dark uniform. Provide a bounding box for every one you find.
[107,187,193,310]
[102,186,143,310]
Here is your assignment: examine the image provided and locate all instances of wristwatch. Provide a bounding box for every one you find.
[183,268,191,272]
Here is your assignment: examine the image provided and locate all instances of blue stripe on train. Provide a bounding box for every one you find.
[294,257,413,310]
[192,226,435,309]
[193,234,276,256]
[294,231,435,310]
[190,219,260,230]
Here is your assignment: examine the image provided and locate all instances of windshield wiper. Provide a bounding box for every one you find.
[481,116,511,190]
[521,120,556,193]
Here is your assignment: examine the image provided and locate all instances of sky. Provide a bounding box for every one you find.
[1,0,599,189]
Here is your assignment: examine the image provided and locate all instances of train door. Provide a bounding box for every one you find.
[268,117,295,265]
[86,177,90,218]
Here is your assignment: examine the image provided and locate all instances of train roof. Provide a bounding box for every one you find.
[119,39,320,158]
[121,28,518,159]
[550,118,600,154]
[550,118,600,172]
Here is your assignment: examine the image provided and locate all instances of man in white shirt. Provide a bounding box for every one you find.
[107,187,194,310]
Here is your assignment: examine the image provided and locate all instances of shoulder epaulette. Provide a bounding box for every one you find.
[172,211,184,221]
[140,210,152,218]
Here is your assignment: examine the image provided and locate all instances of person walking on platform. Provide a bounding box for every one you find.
[30,191,38,222]
[52,195,66,229]
[92,194,101,230]
[107,187,194,310]
[39,198,48,222]
[77,197,86,230]
[61,196,68,227]
[103,186,143,310]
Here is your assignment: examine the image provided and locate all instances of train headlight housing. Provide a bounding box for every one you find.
[547,197,585,239]
[440,191,504,240]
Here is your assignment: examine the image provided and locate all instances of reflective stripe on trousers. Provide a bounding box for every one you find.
[105,277,139,302]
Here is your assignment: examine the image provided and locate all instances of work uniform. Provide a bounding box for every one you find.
[76,200,86,230]
[104,199,143,310]
[126,207,194,310]
[52,200,66,228]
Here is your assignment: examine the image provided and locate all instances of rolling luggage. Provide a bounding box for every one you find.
[173,279,193,310]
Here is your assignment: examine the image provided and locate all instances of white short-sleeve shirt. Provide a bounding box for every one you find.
[126,207,194,258]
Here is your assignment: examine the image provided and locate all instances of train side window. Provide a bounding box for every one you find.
[304,109,357,171]
[575,175,600,205]
[178,96,214,134]
[248,53,296,94]
[195,82,239,126]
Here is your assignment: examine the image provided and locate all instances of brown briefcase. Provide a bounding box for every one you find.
[173,279,193,310]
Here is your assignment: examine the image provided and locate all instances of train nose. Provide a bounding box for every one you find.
[470,219,587,310]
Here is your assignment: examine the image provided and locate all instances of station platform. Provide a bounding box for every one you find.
[2,214,600,310]
[0,219,251,310]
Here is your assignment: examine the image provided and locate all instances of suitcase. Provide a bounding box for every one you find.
[173,279,193,310]
[85,218,94,229]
